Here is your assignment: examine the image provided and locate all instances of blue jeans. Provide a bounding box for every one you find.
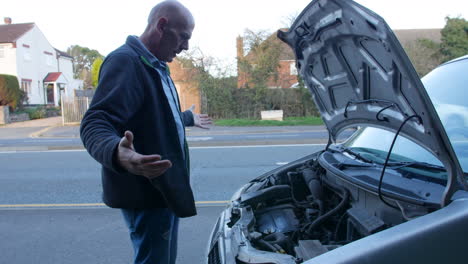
[121,208,179,264]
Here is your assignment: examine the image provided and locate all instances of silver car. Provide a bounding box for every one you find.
[206,0,468,263]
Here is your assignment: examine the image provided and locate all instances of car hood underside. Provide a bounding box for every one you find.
[277,0,465,200]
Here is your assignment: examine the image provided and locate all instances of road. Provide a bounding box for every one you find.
[0,124,357,150]
[0,144,326,264]
[0,130,333,150]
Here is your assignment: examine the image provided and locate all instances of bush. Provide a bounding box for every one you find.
[28,107,47,120]
[13,106,61,120]
[0,74,24,111]
[45,107,61,117]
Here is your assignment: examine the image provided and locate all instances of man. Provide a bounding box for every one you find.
[80,1,211,263]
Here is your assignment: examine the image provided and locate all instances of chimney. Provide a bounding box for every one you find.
[236,36,244,58]
[4,17,12,25]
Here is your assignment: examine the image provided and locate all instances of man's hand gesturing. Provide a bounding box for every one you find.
[117,131,172,180]
[188,104,212,129]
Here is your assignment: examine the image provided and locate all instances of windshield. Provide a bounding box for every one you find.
[345,57,468,182]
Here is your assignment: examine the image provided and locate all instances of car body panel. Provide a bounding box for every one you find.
[303,198,468,264]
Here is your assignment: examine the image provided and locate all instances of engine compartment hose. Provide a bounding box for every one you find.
[305,186,349,234]
[257,239,279,252]
[302,167,324,201]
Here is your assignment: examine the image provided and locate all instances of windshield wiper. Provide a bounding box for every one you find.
[329,146,447,173]
[329,146,375,164]
[334,162,377,169]
[387,161,446,172]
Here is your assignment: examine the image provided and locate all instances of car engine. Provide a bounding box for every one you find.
[227,155,426,263]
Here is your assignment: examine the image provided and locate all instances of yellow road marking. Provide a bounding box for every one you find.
[29,126,55,138]
[0,203,105,208]
[196,201,229,204]
[0,201,229,208]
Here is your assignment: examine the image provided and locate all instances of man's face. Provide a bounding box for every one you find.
[156,20,194,62]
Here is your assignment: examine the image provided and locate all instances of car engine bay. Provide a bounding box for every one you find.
[227,154,435,263]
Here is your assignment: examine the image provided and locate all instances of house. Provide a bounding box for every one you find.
[236,31,299,89]
[0,17,82,107]
[168,59,201,113]
[236,28,441,89]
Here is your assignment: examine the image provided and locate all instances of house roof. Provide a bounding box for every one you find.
[43,72,62,82]
[0,23,35,43]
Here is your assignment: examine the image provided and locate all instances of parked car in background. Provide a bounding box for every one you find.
[206,0,468,263]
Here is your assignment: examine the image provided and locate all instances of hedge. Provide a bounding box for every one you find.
[0,74,24,111]
[202,87,319,120]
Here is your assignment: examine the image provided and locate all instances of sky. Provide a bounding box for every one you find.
[2,0,467,68]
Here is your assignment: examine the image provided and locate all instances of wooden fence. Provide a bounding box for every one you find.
[61,94,91,125]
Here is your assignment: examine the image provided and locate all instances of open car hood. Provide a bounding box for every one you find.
[277,0,466,203]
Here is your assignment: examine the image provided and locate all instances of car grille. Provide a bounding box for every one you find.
[208,240,221,264]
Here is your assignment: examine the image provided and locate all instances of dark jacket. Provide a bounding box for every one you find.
[80,36,196,217]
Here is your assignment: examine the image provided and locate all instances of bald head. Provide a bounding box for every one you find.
[140,0,195,62]
[148,0,194,28]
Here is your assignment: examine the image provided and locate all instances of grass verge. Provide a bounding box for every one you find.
[214,116,323,126]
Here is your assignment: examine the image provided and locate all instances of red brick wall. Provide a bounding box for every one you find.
[168,59,201,113]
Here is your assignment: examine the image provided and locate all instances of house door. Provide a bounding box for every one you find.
[47,84,54,104]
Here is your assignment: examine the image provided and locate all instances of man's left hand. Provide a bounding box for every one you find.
[188,104,212,129]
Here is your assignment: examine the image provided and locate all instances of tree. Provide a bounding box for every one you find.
[177,49,238,119]
[237,29,285,115]
[91,57,104,88]
[0,74,24,111]
[67,45,104,79]
[404,38,444,76]
[79,68,92,89]
[238,29,282,89]
[403,16,467,76]
[178,48,317,119]
[440,17,468,62]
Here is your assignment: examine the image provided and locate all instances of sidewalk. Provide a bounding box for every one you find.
[0,116,63,139]
[1,116,62,128]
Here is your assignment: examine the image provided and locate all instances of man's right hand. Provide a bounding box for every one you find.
[117,130,172,180]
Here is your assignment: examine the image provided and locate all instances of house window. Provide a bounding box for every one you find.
[290,62,298,75]
[21,79,32,94]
